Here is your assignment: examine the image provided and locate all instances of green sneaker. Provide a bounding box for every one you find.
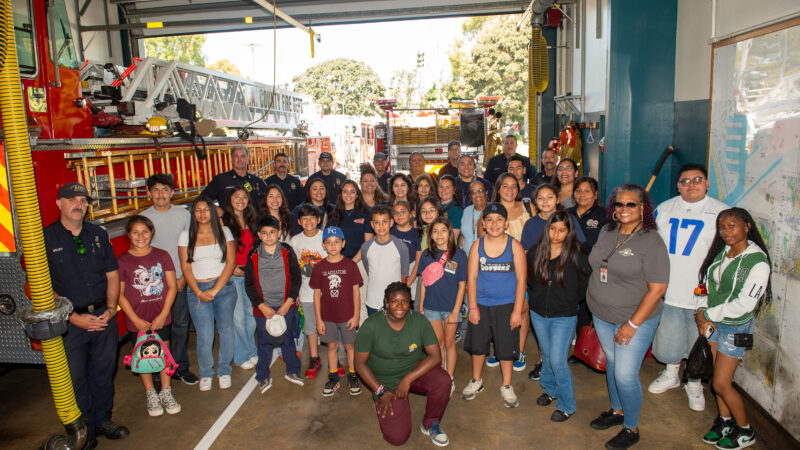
[715,425,755,450]
[703,416,734,444]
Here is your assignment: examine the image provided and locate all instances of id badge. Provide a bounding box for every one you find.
[599,262,608,284]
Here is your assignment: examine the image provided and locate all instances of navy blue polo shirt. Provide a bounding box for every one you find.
[456,176,493,208]
[531,171,554,187]
[44,221,118,308]
[484,153,536,186]
[377,171,392,194]
[569,204,607,251]
[202,170,267,208]
[308,169,348,205]
[264,173,305,211]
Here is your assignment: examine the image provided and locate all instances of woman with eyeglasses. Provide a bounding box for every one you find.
[554,158,579,208]
[459,180,489,254]
[585,184,669,450]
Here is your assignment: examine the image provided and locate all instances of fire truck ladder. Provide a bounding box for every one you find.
[81,57,311,131]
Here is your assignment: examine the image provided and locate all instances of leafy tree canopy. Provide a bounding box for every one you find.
[445,15,529,125]
[144,35,207,67]
[387,68,420,108]
[208,59,242,77]
[293,58,385,116]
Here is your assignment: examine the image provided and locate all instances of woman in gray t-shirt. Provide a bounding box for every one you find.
[586,184,669,449]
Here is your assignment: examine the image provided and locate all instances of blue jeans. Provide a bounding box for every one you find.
[530,311,577,414]
[593,313,660,429]
[187,279,237,379]
[170,286,191,372]
[254,308,301,382]
[231,276,257,365]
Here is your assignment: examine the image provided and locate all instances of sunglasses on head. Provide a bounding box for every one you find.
[73,236,87,255]
[614,202,639,209]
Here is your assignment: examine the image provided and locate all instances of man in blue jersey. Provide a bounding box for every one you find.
[648,164,728,412]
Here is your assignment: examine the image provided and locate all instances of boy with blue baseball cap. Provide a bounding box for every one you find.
[309,226,364,397]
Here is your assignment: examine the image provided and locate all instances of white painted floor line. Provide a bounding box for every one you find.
[194,351,280,450]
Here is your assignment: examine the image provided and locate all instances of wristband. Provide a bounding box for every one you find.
[627,320,639,329]
[375,385,386,398]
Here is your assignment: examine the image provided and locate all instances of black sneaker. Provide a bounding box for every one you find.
[95,421,129,440]
[536,393,556,406]
[173,369,199,385]
[590,409,625,430]
[715,425,755,450]
[348,372,362,395]
[605,427,639,449]
[528,361,543,380]
[551,410,573,422]
[703,416,735,444]
[322,373,340,397]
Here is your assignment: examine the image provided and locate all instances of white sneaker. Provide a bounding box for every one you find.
[461,378,484,400]
[219,375,232,389]
[684,381,705,411]
[199,377,212,392]
[159,386,181,415]
[145,389,164,416]
[239,355,257,370]
[500,385,519,408]
[647,364,681,394]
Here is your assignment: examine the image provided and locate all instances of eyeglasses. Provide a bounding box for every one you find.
[614,202,639,209]
[392,210,409,216]
[73,236,87,255]
[679,176,706,186]
[420,208,437,215]
[469,189,486,195]
[557,166,576,172]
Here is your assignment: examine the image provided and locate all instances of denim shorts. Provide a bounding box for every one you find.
[708,320,754,359]
[423,308,460,323]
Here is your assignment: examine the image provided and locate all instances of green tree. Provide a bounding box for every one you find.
[208,59,242,77]
[445,15,528,125]
[144,35,207,66]
[293,58,385,116]
[387,68,420,108]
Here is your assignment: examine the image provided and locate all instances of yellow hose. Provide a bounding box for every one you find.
[528,26,548,165]
[0,0,82,432]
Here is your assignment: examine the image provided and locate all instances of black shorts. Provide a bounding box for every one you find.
[464,303,519,360]
[127,323,172,344]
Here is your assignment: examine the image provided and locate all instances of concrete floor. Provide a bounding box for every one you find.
[0,334,772,450]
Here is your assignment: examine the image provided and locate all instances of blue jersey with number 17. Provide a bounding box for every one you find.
[654,195,728,309]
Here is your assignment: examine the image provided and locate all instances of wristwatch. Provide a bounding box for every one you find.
[375,385,386,398]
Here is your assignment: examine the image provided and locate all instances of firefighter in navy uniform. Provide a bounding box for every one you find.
[264,151,305,210]
[43,183,128,447]
[202,145,268,208]
[308,151,348,205]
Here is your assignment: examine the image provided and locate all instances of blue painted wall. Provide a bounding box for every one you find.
[606,0,678,205]
[670,99,711,197]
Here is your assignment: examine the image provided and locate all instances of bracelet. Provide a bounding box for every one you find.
[627,320,639,329]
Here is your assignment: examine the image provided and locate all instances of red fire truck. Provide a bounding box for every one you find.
[0,0,325,364]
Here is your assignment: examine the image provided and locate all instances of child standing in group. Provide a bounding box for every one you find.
[310,226,364,397]
[288,204,328,378]
[390,201,421,300]
[361,205,410,316]
[462,203,527,408]
[244,216,304,394]
[117,215,180,416]
[418,217,467,389]
[527,211,591,422]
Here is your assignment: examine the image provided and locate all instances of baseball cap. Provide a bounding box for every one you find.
[482,202,507,220]
[323,226,345,242]
[373,152,387,161]
[318,152,333,161]
[57,182,92,201]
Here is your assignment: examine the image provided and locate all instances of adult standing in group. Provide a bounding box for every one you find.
[586,184,669,450]
[373,152,392,194]
[569,177,606,251]
[141,174,199,385]
[309,151,348,205]
[484,134,534,186]
[647,164,728,412]
[359,164,387,210]
[355,282,451,447]
[531,149,558,187]
[408,151,429,184]
[508,155,536,200]
[202,146,267,208]
[456,154,493,208]
[264,152,304,211]
[460,180,488,254]
[291,179,332,235]
[437,141,461,179]
[44,183,128,446]
[554,158,579,208]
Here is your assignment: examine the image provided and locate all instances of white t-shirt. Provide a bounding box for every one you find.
[288,230,327,303]
[655,195,728,309]
[141,205,190,278]
[178,227,234,280]
[361,236,410,309]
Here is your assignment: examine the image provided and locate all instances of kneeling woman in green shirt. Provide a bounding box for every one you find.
[355,282,451,447]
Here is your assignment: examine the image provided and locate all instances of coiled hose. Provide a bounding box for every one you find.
[528,25,548,165]
[0,1,85,448]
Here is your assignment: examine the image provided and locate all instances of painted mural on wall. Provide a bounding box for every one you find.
[709,22,800,440]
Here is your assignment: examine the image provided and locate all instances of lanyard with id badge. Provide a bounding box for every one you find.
[599,222,640,284]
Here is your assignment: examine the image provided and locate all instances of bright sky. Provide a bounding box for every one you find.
[202,17,467,91]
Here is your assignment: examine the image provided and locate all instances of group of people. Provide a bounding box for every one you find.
[45,142,770,450]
